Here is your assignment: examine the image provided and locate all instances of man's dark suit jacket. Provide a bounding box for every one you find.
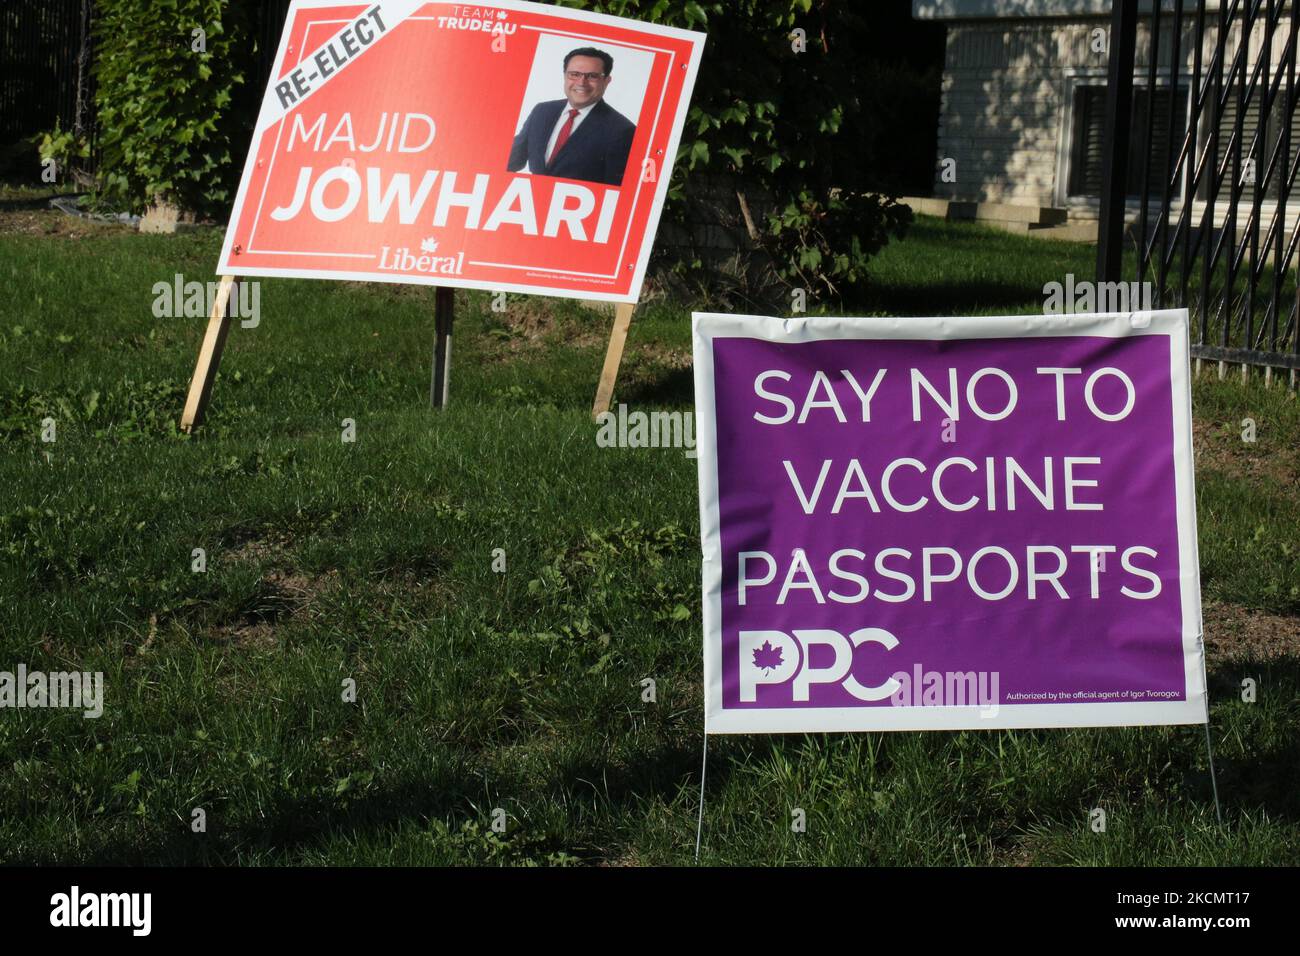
[507,98,635,187]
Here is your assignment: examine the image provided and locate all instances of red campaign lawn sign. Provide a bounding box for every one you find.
[218,0,705,302]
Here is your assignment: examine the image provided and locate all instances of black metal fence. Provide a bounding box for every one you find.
[257,0,294,76]
[1099,0,1300,383]
[1,0,294,169]
[0,0,96,155]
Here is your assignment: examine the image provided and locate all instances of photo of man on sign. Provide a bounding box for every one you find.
[507,46,637,186]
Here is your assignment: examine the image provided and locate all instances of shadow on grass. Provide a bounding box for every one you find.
[856,278,1047,317]
[1198,655,1300,823]
[0,192,83,212]
[4,737,721,866]
[617,366,695,408]
[5,655,1293,865]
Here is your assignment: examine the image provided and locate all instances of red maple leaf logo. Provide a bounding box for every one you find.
[752,640,784,672]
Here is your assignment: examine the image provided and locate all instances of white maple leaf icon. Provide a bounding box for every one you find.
[496,10,508,18]
[420,237,439,253]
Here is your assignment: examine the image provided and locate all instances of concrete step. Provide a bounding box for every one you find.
[1027,221,1100,243]
[971,201,1068,226]
[970,219,1098,244]
[901,196,1069,227]
[900,196,953,218]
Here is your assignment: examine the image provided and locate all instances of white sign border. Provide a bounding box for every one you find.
[692,309,1209,734]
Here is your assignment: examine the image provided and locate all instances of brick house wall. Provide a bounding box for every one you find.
[918,1,1299,225]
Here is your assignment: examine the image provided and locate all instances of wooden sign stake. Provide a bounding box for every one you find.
[180,275,237,433]
[431,287,455,409]
[592,301,636,419]
[183,282,632,426]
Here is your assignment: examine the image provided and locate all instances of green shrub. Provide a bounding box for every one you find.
[568,0,913,303]
[81,0,914,298]
[92,0,256,219]
[767,189,912,301]
[34,120,93,188]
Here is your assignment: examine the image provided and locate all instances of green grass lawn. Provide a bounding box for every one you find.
[0,209,1296,865]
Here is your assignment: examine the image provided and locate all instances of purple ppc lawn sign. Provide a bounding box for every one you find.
[692,310,1208,734]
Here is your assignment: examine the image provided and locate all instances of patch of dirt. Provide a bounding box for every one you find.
[992,836,1038,867]
[598,849,643,867]
[1203,600,1300,663]
[217,618,280,651]
[213,568,339,650]
[225,529,297,564]
[502,299,562,342]
[481,299,608,360]
[0,205,132,239]
[1193,416,1300,488]
[1192,418,1230,470]
[627,343,691,370]
[211,529,339,649]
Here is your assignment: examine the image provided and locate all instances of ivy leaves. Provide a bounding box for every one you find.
[93,0,253,218]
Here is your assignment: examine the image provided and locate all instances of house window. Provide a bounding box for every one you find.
[1203,84,1300,199]
[1069,85,1189,199]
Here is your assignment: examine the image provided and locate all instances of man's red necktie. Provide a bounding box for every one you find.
[547,108,580,166]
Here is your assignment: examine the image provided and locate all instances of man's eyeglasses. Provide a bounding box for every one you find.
[565,70,607,81]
